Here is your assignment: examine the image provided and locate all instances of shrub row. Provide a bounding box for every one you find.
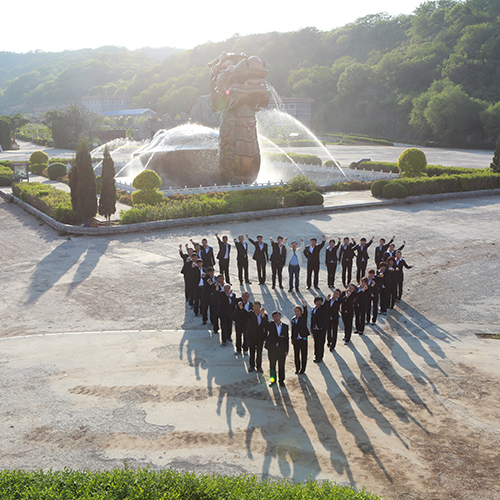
[351,161,483,176]
[350,161,399,173]
[12,182,78,224]
[121,187,324,224]
[328,180,374,191]
[371,173,500,199]
[0,468,380,500]
[0,166,13,186]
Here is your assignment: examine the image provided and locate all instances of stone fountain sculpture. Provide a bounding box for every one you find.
[130,52,269,187]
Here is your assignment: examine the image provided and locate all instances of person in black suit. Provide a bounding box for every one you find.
[246,234,269,284]
[338,237,356,288]
[200,238,216,268]
[264,311,289,387]
[377,262,391,315]
[394,250,413,301]
[190,259,205,316]
[269,236,287,289]
[340,284,356,345]
[179,244,195,303]
[210,275,225,334]
[291,298,309,374]
[201,267,216,325]
[383,241,405,263]
[310,296,328,363]
[233,235,251,285]
[352,236,374,283]
[215,233,231,284]
[326,288,341,351]
[231,291,252,355]
[303,235,326,289]
[354,278,369,334]
[218,284,236,345]
[386,256,399,310]
[374,236,394,267]
[324,238,340,288]
[366,269,379,324]
[243,301,268,372]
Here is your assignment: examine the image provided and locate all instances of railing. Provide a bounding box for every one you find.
[114,163,399,195]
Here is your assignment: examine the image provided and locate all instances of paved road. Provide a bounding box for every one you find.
[1,194,499,500]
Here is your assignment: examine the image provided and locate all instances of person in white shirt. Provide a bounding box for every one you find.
[285,237,305,292]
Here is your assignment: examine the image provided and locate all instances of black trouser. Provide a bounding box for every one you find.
[237,259,249,283]
[342,310,354,342]
[219,258,230,283]
[380,287,389,313]
[201,294,212,322]
[342,262,353,287]
[256,259,266,283]
[327,317,339,350]
[293,339,307,373]
[271,263,283,287]
[355,307,366,333]
[367,294,378,322]
[356,262,367,283]
[193,285,203,315]
[268,348,286,383]
[389,282,398,309]
[249,342,263,369]
[326,262,337,287]
[234,322,248,352]
[396,278,404,300]
[183,277,190,301]
[307,263,320,288]
[312,328,326,361]
[220,316,232,343]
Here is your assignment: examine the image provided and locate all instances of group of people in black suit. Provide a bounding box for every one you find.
[179,233,412,388]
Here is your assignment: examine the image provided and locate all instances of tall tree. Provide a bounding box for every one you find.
[491,134,500,173]
[71,140,97,224]
[98,145,116,225]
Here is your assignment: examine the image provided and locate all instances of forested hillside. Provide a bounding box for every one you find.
[1,0,499,147]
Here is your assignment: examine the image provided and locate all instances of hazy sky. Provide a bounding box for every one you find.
[6,0,425,53]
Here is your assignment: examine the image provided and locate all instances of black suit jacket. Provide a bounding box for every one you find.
[374,238,394,265]
[234,241,249,262]
[270,242,287,266]
[303,241,325,267]
[190,266,205,289]
[291,306,309,341]
[310,303,328,331]
[245,311,268,346]
[218,291,236,318]
[216,237,231,261]
[325,243,340,265]
[353,240,373,266]
[383,244,405,263]
[265,321,289,353]
[200,246,215,267]
[248,238,269,263]
[338,242,356,266]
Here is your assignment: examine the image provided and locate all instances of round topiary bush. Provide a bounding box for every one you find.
[29,150,49,166]
[371,179,390,198]
[132,169,162,191]
[131,189,164,206]
[382,181,409,199]
[398,148,427,178]
[304,190,324,206]
[47,162,67,180]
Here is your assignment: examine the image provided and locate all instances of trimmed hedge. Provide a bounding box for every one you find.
[382,173,500,197]
[131,189,164,206]
[350,161,399,173]
[47,162,67,180]
[382,181,408,199]
[0,468,380,499]
[133,169,162,190]
[12,182,78,224]
[398,148,427,177]
[0,166,13,186]
[371,179,390,197]
[263,152,323,166]
[29,150,49,166]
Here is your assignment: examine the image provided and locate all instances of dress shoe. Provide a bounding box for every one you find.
[248,367,255,372]
[243,351,248,356]
[288,289,293,292]
[245,281,252,284]
[299,370,305,374]
[272,285,275,289]
[295,371,299,375]
[279,285,284,289]
[279,381,285,387]
[257,367,263,373]
[202,321,207,325]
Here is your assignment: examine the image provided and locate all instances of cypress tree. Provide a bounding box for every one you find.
[71,140,97,224]
[491,134,500,173]
[98,145,116,225]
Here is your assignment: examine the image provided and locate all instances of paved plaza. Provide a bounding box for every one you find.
[1,190,499,500]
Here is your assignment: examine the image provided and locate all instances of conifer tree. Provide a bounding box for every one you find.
[98,145,116,225]
[491,134,500,173]
[71,140,97,224]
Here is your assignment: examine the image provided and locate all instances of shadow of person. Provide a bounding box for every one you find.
[318,361,393,483]
[296,374,355,484]
[24,239,88,305]
[362,332,435,411]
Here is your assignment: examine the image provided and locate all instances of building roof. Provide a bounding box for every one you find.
[101,109,157,117]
